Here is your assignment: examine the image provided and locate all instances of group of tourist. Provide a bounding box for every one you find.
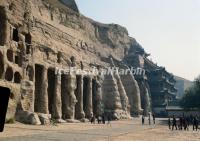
[90,114,112,126]
[168,115,199,131]
[142,113,156,125]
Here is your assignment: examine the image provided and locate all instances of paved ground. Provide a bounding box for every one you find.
[0,118,199,141]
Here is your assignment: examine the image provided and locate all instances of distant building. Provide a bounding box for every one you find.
[174,76,193,99]
[147,68,178,116]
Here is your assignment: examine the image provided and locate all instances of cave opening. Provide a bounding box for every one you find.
[0,51,4,78]
[34,64,43,112]
[92,79,97,116]
[61,74,67,119]
[0,8,6,46]
[5,67,13,81]
[14,72,21,83]
[25,33,31,54]
[12,28,19,42]
[83,77,88,113]
[47,68,55,114]
[7,49,13,62]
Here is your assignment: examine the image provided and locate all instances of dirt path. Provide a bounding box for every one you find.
[0,119,199,141]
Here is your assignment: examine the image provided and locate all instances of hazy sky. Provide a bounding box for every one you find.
[75,0,200,81]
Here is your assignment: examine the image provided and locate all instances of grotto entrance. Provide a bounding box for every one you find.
[5,67,13,82]
[34,64,43,112]
[47,68,55,114]
[14,72,21,83]
[25,33,31,54]
[61,74,67,119]
[12,28,19,42]
[75,75,84,119]
[83,77,88,114]
[0,7,7,46]
[7,49,13,62]
[0,52,4,78]
[92,79,97,116]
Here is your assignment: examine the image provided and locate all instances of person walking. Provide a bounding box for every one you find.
[97,116,102,124]
[168,117,171,130]
[172,115,177,130]
[102,114,105,124]
[142,115,145,125]
[179,117,183,130]
[193,116,198,131]
[148,113,151,125]
[107,114,111,127]
[91,114,95,124]
[152,114,156,125]
[182,117,188,131]
[186,116,190,130]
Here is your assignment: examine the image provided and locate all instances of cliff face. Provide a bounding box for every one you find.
[0,0,177,123]
[59,0,79,12]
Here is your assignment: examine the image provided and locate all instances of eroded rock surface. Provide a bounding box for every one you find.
[0,0,177,123]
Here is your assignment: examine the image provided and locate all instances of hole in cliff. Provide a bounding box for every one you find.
[26,66,34,81]
[47,68,55,114]
[92,79,97,116]
[70,56,76,67]
[80,61,84,70]
[57,52,62,63]
[15,55,19,64]
[25,33,31,54]
[46,51,49,60]
[7,49,13,62]
[34,64,43,112]
[83,77,89,113]
[0,51,4,78]
[75,75,82,119]
[14,72,21,83]
[0,8,7,46]
[5,67,13,81]
[9,3,15,11]
[12,28,19,42]
[61,74,67,119]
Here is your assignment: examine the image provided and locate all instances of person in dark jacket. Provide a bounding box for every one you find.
[102,114,106,124]
[193,116,198,131]
[172,115,177,130]
[152,114,156,125]
[142,115,145,125]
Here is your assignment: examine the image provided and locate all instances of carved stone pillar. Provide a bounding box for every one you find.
[52,74,62,120]
[40,66,49,114]
[138,80,151,116]
[75,75,85,119]
[85,76,93,119]
[65,74,77,120]
[95,76,103,116]
[114,71,130,117]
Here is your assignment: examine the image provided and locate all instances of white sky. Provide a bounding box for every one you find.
[75,0,200,81]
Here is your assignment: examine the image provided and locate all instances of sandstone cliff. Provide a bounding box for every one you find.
[0,0,177,123]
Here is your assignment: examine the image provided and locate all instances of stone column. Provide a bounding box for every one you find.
[95,76,103,116]
[75,75,85,119]
[138,80,151,116]
[114,71,130,117]
[65,74,77,120]
[52,73,62,120]
[85,76,93,119]
[40,66,49,114]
